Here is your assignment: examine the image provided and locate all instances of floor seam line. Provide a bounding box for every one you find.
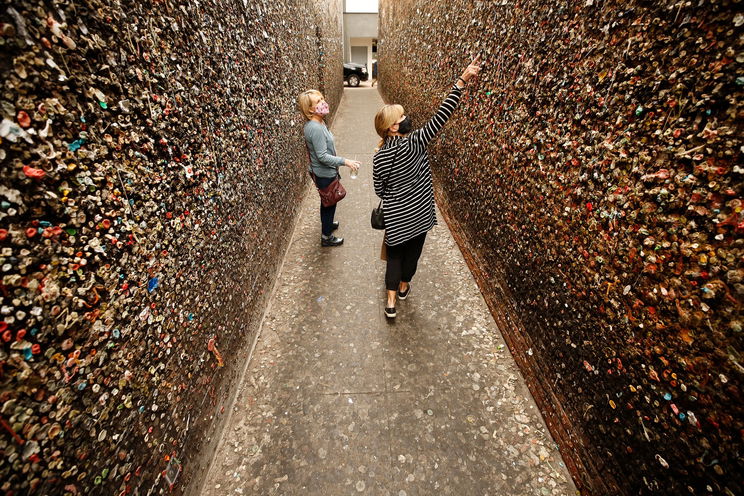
[316,390,387,396]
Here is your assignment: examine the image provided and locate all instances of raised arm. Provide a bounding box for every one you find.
[410,54,482,147]
[409,85,463,146]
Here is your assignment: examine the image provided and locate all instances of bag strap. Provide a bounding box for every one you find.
[306,142,341,185]
[379,142,400,203]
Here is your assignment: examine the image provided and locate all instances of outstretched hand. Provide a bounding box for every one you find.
[344,159,361,172]
[459,53,483,83]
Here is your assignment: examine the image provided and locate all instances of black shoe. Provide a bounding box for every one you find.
[331,221,339,232]
[321,235,344,247]
[397,284,410,300]
[384,306,396,318]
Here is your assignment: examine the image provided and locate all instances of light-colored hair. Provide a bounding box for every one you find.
[374,104,405,149]
[298,90,323,121]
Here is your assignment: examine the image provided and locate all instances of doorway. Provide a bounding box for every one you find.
[351,46,368,68]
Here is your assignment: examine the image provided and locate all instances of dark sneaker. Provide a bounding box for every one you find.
[321,235,344,247]
[384,306,396,318]
[332,221,339,232]
[397,284,410,300]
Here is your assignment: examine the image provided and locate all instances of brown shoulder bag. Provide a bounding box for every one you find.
[311,172,346,207]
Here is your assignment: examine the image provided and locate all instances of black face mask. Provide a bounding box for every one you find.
[397,116,412,134]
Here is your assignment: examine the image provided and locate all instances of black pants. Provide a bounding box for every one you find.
[385,232,427,291]
[314,175,337,236]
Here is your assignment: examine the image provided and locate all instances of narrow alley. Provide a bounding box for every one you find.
[1,1,740,494]
[197,87,575,495]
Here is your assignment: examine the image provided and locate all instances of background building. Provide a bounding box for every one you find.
[343,0,378,72]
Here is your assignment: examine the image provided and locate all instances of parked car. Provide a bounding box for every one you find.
[344,63,369,87]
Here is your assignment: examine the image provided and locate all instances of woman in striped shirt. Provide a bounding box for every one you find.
[373,55,482,318]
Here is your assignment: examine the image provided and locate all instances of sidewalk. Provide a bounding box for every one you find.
[198,87,576,495]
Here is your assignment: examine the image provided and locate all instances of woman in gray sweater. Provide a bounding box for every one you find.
[298,90,360,247]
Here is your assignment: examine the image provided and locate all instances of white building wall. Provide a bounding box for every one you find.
[343,12,379,68]
[349,37,376,73]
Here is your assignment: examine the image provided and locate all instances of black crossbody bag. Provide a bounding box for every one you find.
[371,145,398,230]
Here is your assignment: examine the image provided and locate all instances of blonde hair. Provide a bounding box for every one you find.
[374,104,405,149]
[298,90,323,121]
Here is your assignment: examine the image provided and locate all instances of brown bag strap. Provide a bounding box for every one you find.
[306,142,340,187]
[380,143,400,199]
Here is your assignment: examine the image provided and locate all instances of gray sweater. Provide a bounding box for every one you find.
[304,120,345,178]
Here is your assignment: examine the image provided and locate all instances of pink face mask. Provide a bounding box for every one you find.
[314,101,330,116]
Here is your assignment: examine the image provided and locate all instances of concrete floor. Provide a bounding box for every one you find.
[198,87,577,495]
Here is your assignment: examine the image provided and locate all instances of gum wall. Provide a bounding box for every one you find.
[0,0,342,494]
[379,0,742,494]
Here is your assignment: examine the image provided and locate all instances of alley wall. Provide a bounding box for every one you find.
[0,0,342,494]
[378,1,742,494]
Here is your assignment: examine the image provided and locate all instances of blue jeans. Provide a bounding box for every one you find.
[314,175,337,236]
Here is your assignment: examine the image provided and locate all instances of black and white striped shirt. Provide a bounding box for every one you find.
[373,84,462,246]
